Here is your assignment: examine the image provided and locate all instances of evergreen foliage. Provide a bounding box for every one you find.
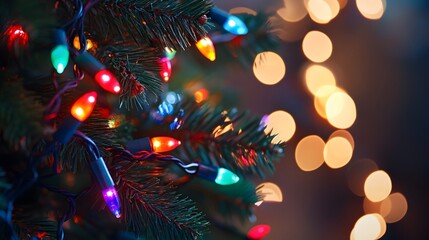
[0,0,283,239]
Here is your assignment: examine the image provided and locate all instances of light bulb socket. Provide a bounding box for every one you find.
[124,137,152,154]
[90,157,114,190]
[52,28,67,46]
[196,164,218,182]
[74,51,105,77]
[53,116,81,144]
[208,7,229,25]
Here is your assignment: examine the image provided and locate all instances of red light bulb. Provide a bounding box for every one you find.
[71,92,97,122]
[150,136,181,152]
[159,57,172,82]
[94,69,121,93]
[247,224,271,240]
[6,24,28,48]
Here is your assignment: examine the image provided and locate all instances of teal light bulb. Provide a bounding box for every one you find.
[51,45,69,74]
[165,47,176,60]
[215,168,240,185]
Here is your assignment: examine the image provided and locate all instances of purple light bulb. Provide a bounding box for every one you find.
[102,187,121,218]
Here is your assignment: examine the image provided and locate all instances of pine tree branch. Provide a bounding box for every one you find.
[99,43,164,109]
[109,149,209,240]
[0,77,46,152]
[85,0,213,50]
[0,205,58,240]
[57,107,121,172]
[168,99,285,178]
[180,177,260,221]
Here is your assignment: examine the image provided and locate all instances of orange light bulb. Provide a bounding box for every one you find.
[71,92,97,122]
[150,137,181,152]
[196,37,216,61]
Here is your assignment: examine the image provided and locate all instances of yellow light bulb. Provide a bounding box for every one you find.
[73,36,96,50]
[196,37,216,61]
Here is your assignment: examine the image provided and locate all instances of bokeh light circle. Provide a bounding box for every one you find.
[323,136,353,169]
[304,64,336,95]
[302,31,333,63]
[380,192,408,223]
[307,0,339,24]
[364,170,392,202]
[356,0,386,20]
[314,86,342,119]
[352,213,386,240]
[295,135,325,171]
[253,51,286,85]
[229,7,257,16]
[256,182,283,202]
[277,0,307,22]
[326,91,357,129]
[264,110,296,143]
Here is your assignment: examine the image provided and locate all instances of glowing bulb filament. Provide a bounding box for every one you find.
[102,187,121,218]
[51,45,69,74]
[70,92,98,122]
[150,136,181,152]
[94,69,121,93]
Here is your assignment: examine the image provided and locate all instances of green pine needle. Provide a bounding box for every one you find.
[109,149,209,240]
[170,99,285,178]
[87,0,214,50]
[180,176,259,221]
[100,44,164,109]
[0,206,58,240]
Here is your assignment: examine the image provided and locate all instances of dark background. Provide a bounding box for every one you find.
[215,1,429,239]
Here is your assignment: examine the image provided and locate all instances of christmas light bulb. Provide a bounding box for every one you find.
[165,47,176,60]
[53,92,98,144]
[71,91,97,122]
[159,57,172,82]
[102,187,121,218]
[125,137,181,154]
[51,45,69,74]
[73,36,95,51]
[247,224,271,240]
[208,7,248,35]
[51,29,69,74]
[223,16,248,35]
[6,24,28,47]
[74,51,121,94]
[197,164,240,185]
[95,69,121,93]
[150,136,181,152]
[196,37,216,61]
[90,157,121,219]
[215,168,240,185]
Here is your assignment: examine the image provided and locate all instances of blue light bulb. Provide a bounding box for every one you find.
[223,16,248,35]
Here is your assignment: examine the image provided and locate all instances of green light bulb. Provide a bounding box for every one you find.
[215,168,239,185]
[165,47,176,60]
[51,45,69,74]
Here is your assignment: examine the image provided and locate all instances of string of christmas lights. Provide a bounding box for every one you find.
[0,0,289,238]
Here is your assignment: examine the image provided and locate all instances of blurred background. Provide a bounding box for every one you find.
[198,0,429,239]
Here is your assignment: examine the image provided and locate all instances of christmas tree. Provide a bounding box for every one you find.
[0,0,284,239]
